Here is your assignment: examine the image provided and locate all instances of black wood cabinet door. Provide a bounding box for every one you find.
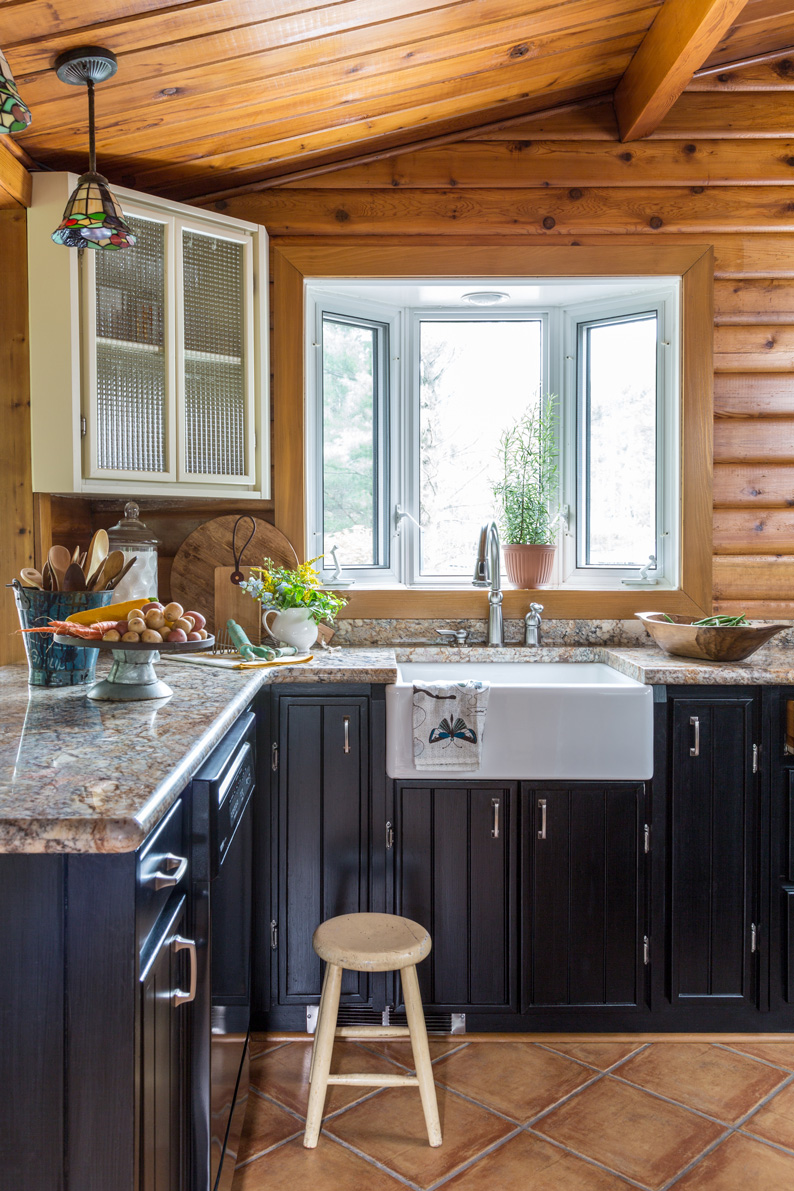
[669,694,758,1007]
[394,783,518,1013]
[139,896,189,1191]
[275,695,372,1007]
[522,783,646,1009]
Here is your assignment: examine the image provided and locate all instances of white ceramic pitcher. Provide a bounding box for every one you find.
[263,607,318,651]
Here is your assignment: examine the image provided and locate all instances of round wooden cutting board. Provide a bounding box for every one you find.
[170,515,299,636]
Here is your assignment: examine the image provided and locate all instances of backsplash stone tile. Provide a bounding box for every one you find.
[332,618,652,646]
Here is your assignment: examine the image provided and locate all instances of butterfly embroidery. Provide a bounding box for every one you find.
[429,716,477,746]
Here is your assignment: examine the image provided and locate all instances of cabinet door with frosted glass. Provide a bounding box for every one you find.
[83,204,259,490]
[83,207,176,483]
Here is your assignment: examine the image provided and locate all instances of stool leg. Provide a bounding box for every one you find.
[402,964,442,1147]
[309,962,330,1084]
[303,962,342,1148]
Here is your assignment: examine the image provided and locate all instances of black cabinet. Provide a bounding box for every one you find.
[393,783,518,1014]
[271,692,376,1016]
[139,896,191,1191]
[668,692,759,1008]
[522,783,646,1010]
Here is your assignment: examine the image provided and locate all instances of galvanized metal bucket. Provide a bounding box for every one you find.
[11,581,114,687]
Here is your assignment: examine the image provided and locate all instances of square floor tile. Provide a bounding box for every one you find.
[358,1038,468,1069]
[237,1090,302,1163]
[233,1134,405,1190]
[615,1043,788,1123]
[442,1130,636,1190]
[742,1079,794,1151]
[535,1076,724,1190]
[249,1035,289,1059]
[540,1041,646,1071]
[433,1042,595,1121]
[673,1132,794,1190]
[326,1083,516,1189]
[250,1041,406,1120]
[720,1041,794,1070]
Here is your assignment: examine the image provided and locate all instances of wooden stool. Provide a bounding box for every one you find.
[303,912,442,1149]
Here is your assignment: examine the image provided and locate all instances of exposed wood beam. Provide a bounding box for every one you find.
[614,0,750,141]
[0,140,31,208]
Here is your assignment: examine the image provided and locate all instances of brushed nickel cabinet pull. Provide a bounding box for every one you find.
[343,716,350,754]
[690,716,700,757]
[538,798,547,840]
[172,935,197,1006]
[144,853,187,891]
[491,797,500,839]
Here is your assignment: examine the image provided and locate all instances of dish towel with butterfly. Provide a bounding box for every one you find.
[412,680,490,770]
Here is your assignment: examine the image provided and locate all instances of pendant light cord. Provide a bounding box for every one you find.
[87,78,96,174]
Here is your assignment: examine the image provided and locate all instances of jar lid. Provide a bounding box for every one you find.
[107,501,159,547]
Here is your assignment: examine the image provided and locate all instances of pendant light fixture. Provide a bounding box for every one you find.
[51,46,136,250]
[0,48,32,133]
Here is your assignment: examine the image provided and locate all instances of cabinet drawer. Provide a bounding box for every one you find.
[785,888,794,1003]
[137,798,187,957]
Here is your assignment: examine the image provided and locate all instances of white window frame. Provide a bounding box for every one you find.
[306,281,680,590]
[306,290,402,584]
[404,308,552,588]
[560,286,679,589]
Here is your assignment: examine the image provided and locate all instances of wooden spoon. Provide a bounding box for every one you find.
[109,555,138,589]
[19,568,43,588]
[48,544,71,591]
[83,529,108,583]
[90,549,124,591]
[63,562,87,592]
[71,544,81,565]
[42,560,55,590]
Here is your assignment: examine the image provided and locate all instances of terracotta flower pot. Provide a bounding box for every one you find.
[503,543,556,588]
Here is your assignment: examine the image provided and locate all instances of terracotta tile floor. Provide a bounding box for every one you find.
[233,1036,794,1191]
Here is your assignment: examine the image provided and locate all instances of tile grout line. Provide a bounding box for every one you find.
[658,1127,734,1191]
[731,1069,794,1127]
[424,1127,525,1191]
[713,1041,794,1073]
[354,1039,472,1073]
[234,1126,304,1172]
[320,1129,425,1190]
[526,1069,608,1127]
[602,1070,787,1129]
[521,1126,654,1191]
[534,1038,653,1074]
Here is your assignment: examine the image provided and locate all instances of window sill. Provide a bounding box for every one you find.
[335,586,706,620]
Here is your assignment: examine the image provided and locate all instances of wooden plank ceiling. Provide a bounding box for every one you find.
[0,0,793,202]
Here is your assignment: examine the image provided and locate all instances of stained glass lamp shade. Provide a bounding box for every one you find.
[50,46,135,250]
[0,48,31,133]
[52,171,136,249]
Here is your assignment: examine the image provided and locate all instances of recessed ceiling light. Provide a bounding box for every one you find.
[461,291,510,306]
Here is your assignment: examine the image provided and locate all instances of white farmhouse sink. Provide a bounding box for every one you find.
[386,661,653,781]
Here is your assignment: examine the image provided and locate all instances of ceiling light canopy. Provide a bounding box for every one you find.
[461,291,510,306]
[0,47,31,133]
[51,47,136,250]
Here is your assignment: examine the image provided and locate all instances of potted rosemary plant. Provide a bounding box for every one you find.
[492,396,559,588]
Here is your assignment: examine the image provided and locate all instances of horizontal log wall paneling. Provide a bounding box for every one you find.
[219,49,794,619]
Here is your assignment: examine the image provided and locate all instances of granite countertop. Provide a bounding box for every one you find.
[0,647,397,856]
[3,638,794,857]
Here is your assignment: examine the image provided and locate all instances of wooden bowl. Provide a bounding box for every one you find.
[636,613,788,662]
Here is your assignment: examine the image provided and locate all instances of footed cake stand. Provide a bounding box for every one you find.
[54,635,215,701]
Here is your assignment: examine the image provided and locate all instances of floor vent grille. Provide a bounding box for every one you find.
[305,1005,465,1035]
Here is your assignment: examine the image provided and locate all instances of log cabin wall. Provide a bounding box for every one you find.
[35,52,794,623]
[207,52,794,622]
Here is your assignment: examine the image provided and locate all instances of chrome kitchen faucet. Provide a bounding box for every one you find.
[472,521,504,647]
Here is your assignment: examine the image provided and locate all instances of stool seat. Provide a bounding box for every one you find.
[312,912,432,972]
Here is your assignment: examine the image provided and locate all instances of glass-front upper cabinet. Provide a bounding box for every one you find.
[27,174,269,498]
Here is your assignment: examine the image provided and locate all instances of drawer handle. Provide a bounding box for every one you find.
[343,716,350,754]
[538,798,547,840]
[491,797,500,839]
[172,935,197,1006]
[690,716,700,758]
[145,853,187,891]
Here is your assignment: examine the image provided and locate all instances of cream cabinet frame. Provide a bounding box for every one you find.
[27,173,270,498]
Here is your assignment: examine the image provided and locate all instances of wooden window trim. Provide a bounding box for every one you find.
[272,238,713,619]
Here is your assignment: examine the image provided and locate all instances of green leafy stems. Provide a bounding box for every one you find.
[663,613,749,627]
[239,556,348,626]
[492,395,560,546]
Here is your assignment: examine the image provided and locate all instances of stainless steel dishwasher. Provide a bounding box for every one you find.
[191,709,256,1191]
